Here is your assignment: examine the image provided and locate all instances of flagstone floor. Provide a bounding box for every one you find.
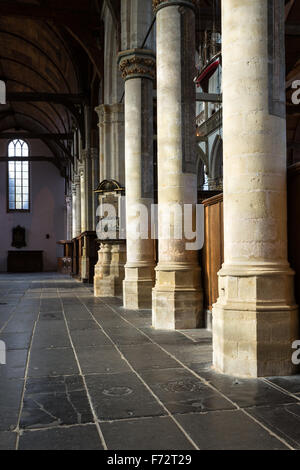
[0,273,300,450]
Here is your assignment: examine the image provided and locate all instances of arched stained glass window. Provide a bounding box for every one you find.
[8,139,30,211]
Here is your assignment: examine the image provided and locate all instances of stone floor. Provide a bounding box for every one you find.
[0,273,300,450]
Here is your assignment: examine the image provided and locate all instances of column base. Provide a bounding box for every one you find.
[152,263,203,329]
[94,275,123,297]
[94,243,126,297]
[213,264,299,377]
[123,264,155,309]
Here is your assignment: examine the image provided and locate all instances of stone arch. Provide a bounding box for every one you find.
[210,134,223,181]
[103,5,123,104]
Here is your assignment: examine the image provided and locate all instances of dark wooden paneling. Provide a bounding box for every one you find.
[84,232,99,283]
[200,172,300,310]
[202,194,224,312]
[57,240,73,274]
[288,163,300,304]
[70,232,98,283]
[7,250,43,272]
[57,257,72,274]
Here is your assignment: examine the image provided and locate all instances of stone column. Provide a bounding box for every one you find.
[79,162,89,280]
[79,164,86,234]
[83,149,93,232]
[72,175,81,238]
[152,0,203,329]
[91,147,99,231]
[95,104,125,185]
[118,49,156,309]
[213,0,298,377]
[71,184,77,239]
[66,196,72,240]
[81,149,94,282]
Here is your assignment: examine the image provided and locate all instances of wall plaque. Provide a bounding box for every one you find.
[12,226,26,249]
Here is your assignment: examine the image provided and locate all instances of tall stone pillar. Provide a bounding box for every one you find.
[81,149,95,282]
[79,164,86,234]
[95,104,125,185]
[118,49,156,309]
[71,184,77,239]
[152,0,202,329]
[84,149,94,232]
[72,175,81,238]
[66,195,72,240]
[213,0,298,377]
[91,147,99,231]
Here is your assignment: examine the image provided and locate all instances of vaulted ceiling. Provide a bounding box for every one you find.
[0,0,109,172]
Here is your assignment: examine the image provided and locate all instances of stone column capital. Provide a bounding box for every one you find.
[95,103,124,126]
[95,104,111,123]
[152,0,197,13]
[118,49,156,81]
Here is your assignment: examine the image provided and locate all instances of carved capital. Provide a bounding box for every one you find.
[118,49,156,81]
[95,103,124,126]
[153,0,197,13]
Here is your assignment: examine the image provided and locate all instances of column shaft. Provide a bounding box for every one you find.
[152,0,202,329]
[66,196,72,241]
[91,148,99,231]
[72,176,81,238]
[84,149,94,232]
[119,49,156,309]
[96,104,125,186]
[80,164,86,234]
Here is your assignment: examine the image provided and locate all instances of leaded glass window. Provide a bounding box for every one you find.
[8,139,30,211]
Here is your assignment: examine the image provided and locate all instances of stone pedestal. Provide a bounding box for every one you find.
[213,0,298,377]
[118,48,156,309]
[94,242,126,297]
[152,0,203,328]
[94,181,126,297]
[123,262,155,310]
